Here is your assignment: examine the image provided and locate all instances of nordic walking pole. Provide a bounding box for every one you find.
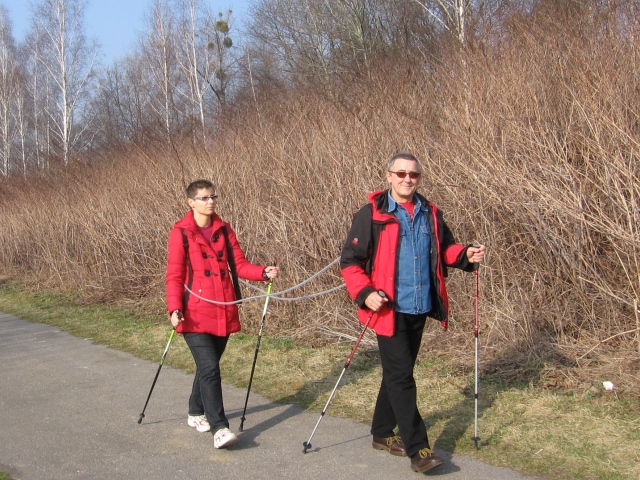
[239,259,277,432]
[471,250,481,449]
[303,290,388,454]
[138,328,176,424]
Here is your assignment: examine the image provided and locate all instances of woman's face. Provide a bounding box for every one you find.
[187,187,217,216]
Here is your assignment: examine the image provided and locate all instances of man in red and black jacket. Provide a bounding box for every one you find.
[340,152,486,473]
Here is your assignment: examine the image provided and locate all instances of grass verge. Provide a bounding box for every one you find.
[1,284,638,480]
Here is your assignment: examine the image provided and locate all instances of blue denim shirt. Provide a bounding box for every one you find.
[388,191,432,314]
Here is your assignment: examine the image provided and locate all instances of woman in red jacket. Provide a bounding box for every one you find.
[166,179,279,449]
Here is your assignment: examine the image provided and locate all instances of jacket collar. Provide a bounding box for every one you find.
[174,209,224,233]
[370,189,430,215]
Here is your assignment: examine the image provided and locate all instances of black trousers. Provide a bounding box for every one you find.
[371,311,429,457]
[183,332,229,434]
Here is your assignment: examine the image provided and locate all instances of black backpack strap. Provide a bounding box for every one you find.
[180,228,193,309]
[221,225,242,302]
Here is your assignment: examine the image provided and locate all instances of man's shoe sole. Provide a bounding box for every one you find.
[372,441,407,457]
[410,457,444,473]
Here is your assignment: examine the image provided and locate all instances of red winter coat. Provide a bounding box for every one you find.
[166,210,265,336]
[340,190,473,336]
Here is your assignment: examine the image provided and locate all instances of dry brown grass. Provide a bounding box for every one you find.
[0,4,638,399]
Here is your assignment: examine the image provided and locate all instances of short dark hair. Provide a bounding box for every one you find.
[387,152,421,173]
[186,179,215,198]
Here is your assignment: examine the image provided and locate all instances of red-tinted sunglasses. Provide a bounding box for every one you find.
[389,170,421,180]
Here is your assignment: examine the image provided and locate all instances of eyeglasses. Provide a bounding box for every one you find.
[192,195,218,202]
[389,170,421,180]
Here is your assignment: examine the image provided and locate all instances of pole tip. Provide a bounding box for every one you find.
[302,441,311,453]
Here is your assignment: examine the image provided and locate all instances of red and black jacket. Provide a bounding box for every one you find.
[340,190,473,336]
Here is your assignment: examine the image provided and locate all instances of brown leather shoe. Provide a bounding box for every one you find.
[410,448,444,473]
[372,435,407,456]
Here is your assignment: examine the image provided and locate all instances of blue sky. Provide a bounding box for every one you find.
[2,0,252,64]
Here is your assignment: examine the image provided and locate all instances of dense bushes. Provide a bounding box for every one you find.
[1,2,638,396]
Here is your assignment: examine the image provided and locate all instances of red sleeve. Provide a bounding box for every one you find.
[443,243,466,266]
[340,204,378,307]
[166,228,187,313]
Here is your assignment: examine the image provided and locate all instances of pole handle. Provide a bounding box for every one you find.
[376,289,392,309]
[471,242,481,270]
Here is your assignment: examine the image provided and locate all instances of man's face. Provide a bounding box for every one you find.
[386,158,421,203]
[187,187,217,216]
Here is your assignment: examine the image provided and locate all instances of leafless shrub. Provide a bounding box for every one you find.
[1,1,638,395]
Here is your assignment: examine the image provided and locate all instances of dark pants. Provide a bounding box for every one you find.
[371,311,429,458]
[183,332,229,434]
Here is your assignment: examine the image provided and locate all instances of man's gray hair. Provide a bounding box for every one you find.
[387,152,421,172]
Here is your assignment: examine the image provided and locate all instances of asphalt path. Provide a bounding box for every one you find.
[0,313,537,480]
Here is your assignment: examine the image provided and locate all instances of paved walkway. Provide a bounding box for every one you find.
[0,313,537,479]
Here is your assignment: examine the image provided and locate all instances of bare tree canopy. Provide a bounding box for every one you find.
[25,0,98,166]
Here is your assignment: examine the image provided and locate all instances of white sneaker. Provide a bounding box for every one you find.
[213,427,238,449]
[187,415,211,433]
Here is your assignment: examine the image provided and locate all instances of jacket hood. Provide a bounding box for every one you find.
[367,190,386,205]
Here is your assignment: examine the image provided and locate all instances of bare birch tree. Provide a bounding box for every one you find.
[23,27,47,170]
[0,7,19,176]
[141,0,179,143]
[29,0,98,166]
[173,0,209,142]
[15,78,29,177]
[411,0,508,47]
[414,0,471,45]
